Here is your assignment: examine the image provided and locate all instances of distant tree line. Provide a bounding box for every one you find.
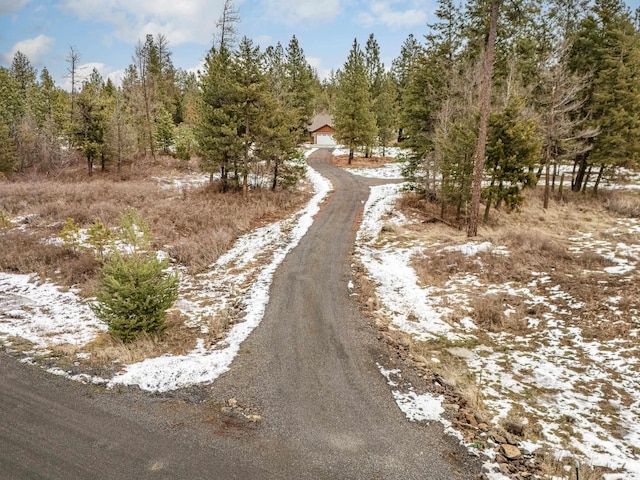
[329,0,640,227]
[0,1,317,194]
[2,0,640,212]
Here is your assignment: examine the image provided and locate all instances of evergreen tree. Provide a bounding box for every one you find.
[11,51,36,91]
[196,43,241,190]
[483,95,541,220]
[262,43,305,189]
[569,0,640,192]
[376,73,398,156]
[364,33,383,155]
[154,106,175,154]
[233,36,269,195]
[284,35,316,143]
[0,122,18,174]
[91,210,178,342]
[334,39,377,164]
[77,68,107,175]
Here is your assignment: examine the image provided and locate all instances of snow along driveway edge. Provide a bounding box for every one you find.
[108,153,333,392]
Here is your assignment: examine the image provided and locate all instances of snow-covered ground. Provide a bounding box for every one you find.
[4,146,640,478]
[354,183,640,479]
[0,149,333,392]
[332,145,407,159]
[331,145,406,179]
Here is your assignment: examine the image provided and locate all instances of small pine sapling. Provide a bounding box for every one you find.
[91,210,178,342]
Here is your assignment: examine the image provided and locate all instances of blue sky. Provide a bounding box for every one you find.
[0,0,436,90]
[2,1,640,92]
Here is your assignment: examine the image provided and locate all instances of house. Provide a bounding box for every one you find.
[309,114,337,146]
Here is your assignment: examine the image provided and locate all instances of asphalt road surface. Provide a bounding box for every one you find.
[0,149,481,479]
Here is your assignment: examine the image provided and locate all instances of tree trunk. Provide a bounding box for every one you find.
[593,165,605,195]
[348,148,354,165]
[243,111,250,197]
[543,139,552,209]
[572,153,588,192]
[558,172,565,200]
[581,165,592,194]
[87,156,93,176]
[467,0,500,238]
[272,159,279,191]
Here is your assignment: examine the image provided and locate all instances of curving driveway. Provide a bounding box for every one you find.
[0,149,480,479]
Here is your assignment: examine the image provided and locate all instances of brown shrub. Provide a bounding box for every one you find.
[605,191,640,218]
[0,171,310,291]
[471,295,507,332]
[0,231,100,292]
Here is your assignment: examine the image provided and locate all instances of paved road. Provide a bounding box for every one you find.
[0,149,480,479]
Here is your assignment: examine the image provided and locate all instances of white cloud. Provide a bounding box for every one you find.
[0,0,31,16]
[60,62,113,91]
[2,34,54,67]
[356,1,428,29]
[306,56,331,80]
[59,0,227,46]
[260,0,342,25]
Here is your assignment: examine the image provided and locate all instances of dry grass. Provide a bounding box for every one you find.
[604,190,640,218]
[51,311,199,368]
[538,452,618,480]
[0,230,101,295]
[0,159,310,293]
[383,186,640,476]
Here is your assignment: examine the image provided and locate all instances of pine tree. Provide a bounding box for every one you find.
[284,36,316,144]
[0,122,18,174]
[77,68,107,175]
[392,34,420,142]
[468,0,500,237]
[483,95,541,220]
[196,43,241,190]
[569,0,640,192]
[334,39,377,164]
[154,105,174,155]
[11,51,36,91]
[364,33,384,155]
[376,73,398,156]
[233,36,269,195]
[91,210,178,342]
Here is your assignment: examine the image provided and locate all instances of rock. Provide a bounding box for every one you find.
[491,432,507,444]
[501,444,522,460]
[464,412,477,426]
[504,420,525,437]
[499,463,511,476]
[495,454,508,464]
[504,432,519,445]
[443,403,460,412]
[244,414,262,423]
[227,398,238,407]
[478,422,489,431]
[366,297,375,308]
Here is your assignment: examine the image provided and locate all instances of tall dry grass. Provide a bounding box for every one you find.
[0,161,310,294]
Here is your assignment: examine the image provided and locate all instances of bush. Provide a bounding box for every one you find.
[90,209,178,342]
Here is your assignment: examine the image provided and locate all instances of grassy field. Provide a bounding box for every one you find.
[0,156,311,296]
[355,182,640,479]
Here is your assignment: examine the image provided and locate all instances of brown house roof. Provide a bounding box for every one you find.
[309,114,334,133]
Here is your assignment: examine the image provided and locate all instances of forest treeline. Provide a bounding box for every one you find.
[1,0,640,213]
